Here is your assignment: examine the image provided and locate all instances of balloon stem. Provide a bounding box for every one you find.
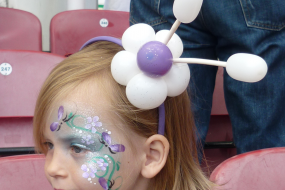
[172,58,227,67]
[162,20,181,45]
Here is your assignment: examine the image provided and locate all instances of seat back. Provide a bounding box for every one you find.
[0,154,52,190]
[210,147,285,190]
[203,67,235,172]
[0,7,42,51]
[211,67,228,115]
[50,9,129,56]
[0,50,65,149]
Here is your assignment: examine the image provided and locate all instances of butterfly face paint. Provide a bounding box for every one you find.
[99,177,116,190]
[50,106,76,131]
[100,132,125,154]
[46,103,125,190]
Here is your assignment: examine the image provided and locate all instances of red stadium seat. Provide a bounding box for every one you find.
[0,50,64,150]
[203,67,236,172]
[210,147,285,190]
[50,10,129,56]
[0,154,52,190]
[0,7,42,51]
[211,67,228,115]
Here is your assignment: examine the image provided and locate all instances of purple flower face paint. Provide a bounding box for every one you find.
[85,116,102,134]
[97,159,109,171]
[82,135,95,145]
[81,164,97,179]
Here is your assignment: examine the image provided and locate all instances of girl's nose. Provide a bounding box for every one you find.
[45,149,68,178]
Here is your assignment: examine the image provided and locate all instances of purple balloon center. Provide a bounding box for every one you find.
[137,41,173,76]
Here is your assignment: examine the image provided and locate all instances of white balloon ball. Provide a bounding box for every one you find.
[173,0,203,23]
[155,30,183,58]
[126,73,167,109]
[122,23,156,54]
[163,63,190,97]
[226,53,268,83]
[111,51,141,86]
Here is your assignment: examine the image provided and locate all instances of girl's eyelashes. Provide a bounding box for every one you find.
[43,141,90,155]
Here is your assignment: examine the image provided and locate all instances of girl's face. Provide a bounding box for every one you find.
[43,86,146,190]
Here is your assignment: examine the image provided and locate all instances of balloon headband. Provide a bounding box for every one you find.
[80,36,167,135]
[80,0,268,136]
[80,36,122,48]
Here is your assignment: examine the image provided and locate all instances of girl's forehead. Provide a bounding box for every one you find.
[54,78,112,114]
[46,77,115,122]
[48,100,109,121]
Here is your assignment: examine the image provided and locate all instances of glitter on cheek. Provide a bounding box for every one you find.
[80,151,108,185]
[79,145,124,187]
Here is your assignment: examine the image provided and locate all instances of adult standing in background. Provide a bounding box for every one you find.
[104,0,130,12]
[130,0,285,154]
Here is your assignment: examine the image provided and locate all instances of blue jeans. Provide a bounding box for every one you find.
[130,0,285,154]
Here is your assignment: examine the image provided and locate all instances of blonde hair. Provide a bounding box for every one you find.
[33,41,214,190]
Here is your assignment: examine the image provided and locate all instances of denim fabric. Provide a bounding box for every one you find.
[130,0,285,154]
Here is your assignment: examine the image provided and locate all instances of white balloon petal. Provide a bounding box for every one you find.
[126,73,167,109]
[155,30,183,58]
[111,51,141,85]
[163,63,190,96]
[122,23,156,54]
[226,53,268,83]
[173,0,203,23]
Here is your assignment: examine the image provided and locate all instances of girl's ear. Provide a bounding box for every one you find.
[141,134,169,178]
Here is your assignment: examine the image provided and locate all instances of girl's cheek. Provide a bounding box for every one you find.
[77,149,122,186]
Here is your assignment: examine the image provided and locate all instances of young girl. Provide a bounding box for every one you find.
[33,40,214,190]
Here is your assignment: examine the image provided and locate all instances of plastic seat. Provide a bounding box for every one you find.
[0,50,65,149]
[0,154,52,190]
[211,67,228,115]
[0,7,42,51]
[210,147,285,190]
[50,9,129,56]
[203,67,236,172]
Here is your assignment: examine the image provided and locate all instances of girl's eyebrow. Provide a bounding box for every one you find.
[42,137,51,143]
[57,133,96,142]
[57,134,82,142]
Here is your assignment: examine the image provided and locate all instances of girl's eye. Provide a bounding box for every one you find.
[71,146,83,153]
[44,142,54,150]
[71,145,89,155]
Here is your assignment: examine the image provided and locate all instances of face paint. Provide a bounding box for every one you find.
[85,116,102,134]
[48,104,125,190]
[50,106,76,131]
[100,132,126,154]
